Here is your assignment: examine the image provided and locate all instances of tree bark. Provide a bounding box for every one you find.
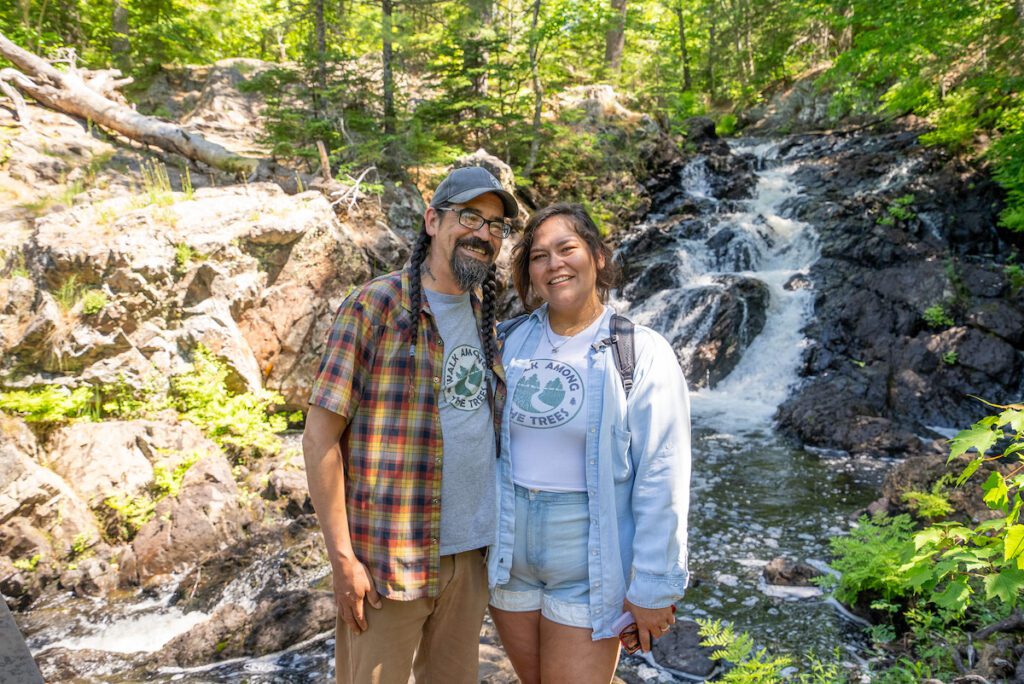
[381,0,396,136]
[111,0,130,70]
[466,0,493,99]
[1016,0,1023,23]
[674,0,691,91]
[706,1,717,101]
[0,32,259,175]
[604,0,627,74]
[523,0,543,180]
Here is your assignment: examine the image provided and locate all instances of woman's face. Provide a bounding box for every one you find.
[527,216,604,313]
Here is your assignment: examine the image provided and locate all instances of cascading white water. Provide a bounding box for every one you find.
[620,140,819,431]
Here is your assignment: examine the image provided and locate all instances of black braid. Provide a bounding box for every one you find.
[481,264,498,370]
[407,225,431,360]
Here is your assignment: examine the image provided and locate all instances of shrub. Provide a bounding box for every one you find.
[923,304,954,329]
[80,289,107,315]
[169,345,286,455]
[821,513,917,608]
[0,385,93,423]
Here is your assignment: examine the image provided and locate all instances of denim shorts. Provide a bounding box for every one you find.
[489,485,592,629]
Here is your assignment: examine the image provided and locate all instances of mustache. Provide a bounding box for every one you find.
[456,236,495,257]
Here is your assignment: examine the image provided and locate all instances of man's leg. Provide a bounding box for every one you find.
[335,593,433,684]
[413,550,489,683]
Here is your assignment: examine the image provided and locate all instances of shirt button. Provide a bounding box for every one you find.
[435,457,442,465]
[589,459,596,465]
[431,537,439,545]
[591,550,598,556]
[432,497,439,504]
[433,377,440,384]
[590,427,596,433]
[438,338,444,345]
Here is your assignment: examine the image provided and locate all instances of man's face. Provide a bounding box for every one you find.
[425,192,505,291]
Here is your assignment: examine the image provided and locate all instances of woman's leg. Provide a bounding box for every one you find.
[539,617,620,684]
[489,605,542,684]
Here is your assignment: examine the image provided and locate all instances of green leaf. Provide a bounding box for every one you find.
[1004,525,1024,563]
[914,527,946,550]
[977,517,1008,533]
[933,577,971,612]
[999,408,1024,433]
[984,567,1024,605]
[949,423,999,461]
[904,563,937,590]
[956,457,984,486]
[983,471,1010,510]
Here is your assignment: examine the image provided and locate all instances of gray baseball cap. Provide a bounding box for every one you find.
[430,166,519,219]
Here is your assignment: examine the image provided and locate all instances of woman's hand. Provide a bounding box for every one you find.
[623,599,676,652]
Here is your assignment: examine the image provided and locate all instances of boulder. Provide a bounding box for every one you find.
[0,425,99,561]
[264,468,312,518]
[762,557,822,586]
[158,589,335,666]
[649,619,717,678]
[130,453,255,582]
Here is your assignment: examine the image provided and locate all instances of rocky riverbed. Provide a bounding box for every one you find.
[3,61,1024,682]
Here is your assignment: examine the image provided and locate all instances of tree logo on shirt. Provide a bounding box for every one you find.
[443,345,487,411]
[510,359,584,428]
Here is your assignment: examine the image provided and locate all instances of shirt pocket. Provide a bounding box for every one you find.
[610,424,633,483]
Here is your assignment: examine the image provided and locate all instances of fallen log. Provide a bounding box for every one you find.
[0,32,259,176]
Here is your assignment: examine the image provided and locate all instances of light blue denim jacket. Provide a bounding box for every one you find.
[488,304,691,639]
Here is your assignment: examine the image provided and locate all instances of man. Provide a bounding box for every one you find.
[303,166,518,684]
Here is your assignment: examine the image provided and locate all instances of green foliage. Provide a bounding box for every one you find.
[152,451,202,498]
[715,113,739,137]
[0,385,93,423]
[173,243,194,276]
[822,513,917,607]
[876,194,916,226]
[903,477,955,520]
[169,345,286,455]
[941,351,958,366]
[135,158,175,207]
[103,492,157,541]
[923,304,954,329]
[54,274,85,312]
[69,533,94,559]
[696,619,847,682]
[13,554,41,572]
[1006,263,1024,296]
[81,289,107,315]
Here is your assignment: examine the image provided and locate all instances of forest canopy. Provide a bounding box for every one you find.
[1,0,1022,229]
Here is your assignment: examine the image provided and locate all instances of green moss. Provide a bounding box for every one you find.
[0,386,94,423]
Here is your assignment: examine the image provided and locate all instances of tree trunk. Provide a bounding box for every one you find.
[523,0,543,180]
[604,0,627,74]
[466,0,493,99]
[0,32,259,175]
[312,0,327,117]
[1016,0,1023,23]
[381,0,396,136]
[706,2,717,101]
[674,0,691,91]
[111,0,130,70]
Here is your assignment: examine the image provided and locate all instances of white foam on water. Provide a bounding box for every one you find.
[42,602,209,654]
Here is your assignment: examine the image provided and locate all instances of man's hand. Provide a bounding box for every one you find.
[333,555,382,633]
[623,599,676,653]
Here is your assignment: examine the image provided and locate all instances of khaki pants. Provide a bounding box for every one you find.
[335,549,488,684]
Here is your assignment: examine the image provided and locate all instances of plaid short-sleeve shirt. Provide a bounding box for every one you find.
[309,268,505,599]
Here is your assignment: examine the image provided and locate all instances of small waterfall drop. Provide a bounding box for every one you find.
[618,140,819,430]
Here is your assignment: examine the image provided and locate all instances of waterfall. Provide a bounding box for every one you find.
[617,140,819,431]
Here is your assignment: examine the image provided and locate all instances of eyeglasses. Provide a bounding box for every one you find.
[438,207,512,239]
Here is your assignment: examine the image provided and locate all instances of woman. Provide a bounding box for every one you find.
[488,204,691,683]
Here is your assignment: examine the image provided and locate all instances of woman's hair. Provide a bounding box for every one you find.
[511,203,621,311]
[407,214,498,371]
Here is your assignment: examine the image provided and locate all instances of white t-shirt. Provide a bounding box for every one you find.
[510,312,605,492]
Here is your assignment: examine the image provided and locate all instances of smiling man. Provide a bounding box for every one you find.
[303,166,518,684]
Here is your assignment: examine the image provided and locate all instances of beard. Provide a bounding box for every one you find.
[450,236,494,291]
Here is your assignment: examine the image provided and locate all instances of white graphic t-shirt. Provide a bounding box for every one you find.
[510,312,604,492]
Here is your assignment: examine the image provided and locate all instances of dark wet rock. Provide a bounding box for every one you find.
[158,588,334,666]
[264,468,313,517]
[35,646,134,683]
[762,557,822,587]
[881,445,1006,524]
[651,619,717,678]
[682,117,717,145]
[773,129,1021,455]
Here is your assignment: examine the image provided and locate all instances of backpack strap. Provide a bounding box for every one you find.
[497,314,529,341]
[609,314,636,398]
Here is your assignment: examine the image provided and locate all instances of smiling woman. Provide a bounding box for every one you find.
[489,203,691,684]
